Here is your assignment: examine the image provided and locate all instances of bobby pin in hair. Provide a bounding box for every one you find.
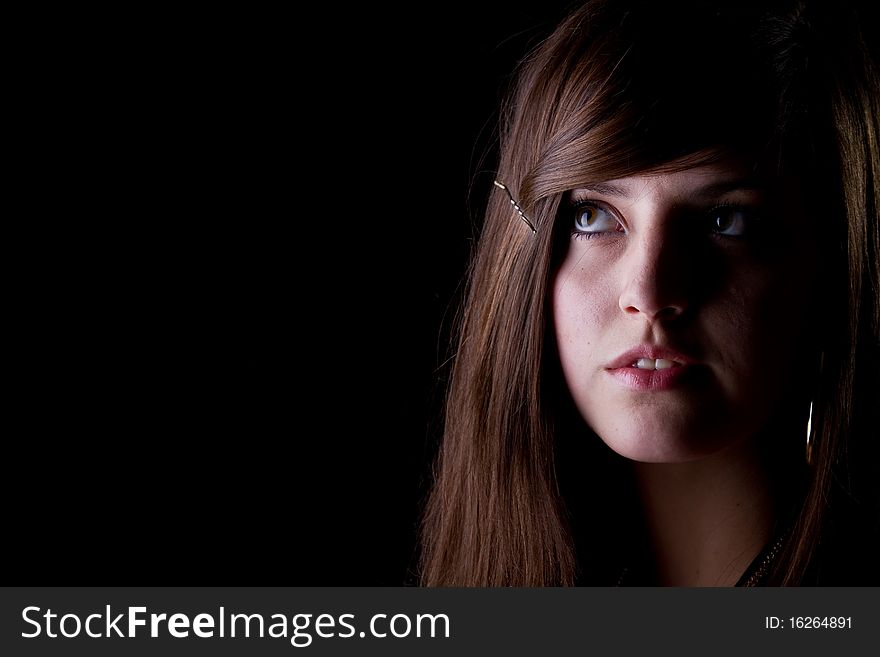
[494,180,537,233]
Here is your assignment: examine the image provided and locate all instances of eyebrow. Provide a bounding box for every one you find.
[696,178,768,197]
[572,177,768,199]
[574,182,631,197]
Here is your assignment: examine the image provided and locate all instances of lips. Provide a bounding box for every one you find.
[606,345,699,391]
[606,346,696,370]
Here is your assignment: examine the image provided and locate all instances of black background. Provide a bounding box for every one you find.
[10,3,575,584]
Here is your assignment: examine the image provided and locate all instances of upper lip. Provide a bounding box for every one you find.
[606,345,698,369]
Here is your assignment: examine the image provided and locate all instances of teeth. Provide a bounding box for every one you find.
[633,358,679,370]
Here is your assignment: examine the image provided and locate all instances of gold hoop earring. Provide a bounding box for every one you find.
[805,352,824,466]
[805,400,814,465]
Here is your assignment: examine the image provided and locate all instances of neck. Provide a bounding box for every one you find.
[630,438,777,586]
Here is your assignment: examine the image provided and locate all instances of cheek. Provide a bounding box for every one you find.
[708,253,818,401]
[747,228,819,331]
[551,260,616,378]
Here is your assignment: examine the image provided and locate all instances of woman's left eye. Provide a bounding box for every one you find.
[709,205,754,237]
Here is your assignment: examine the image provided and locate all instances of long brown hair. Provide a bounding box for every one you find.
[421,0,880,586]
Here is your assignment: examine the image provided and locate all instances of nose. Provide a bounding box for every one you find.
[618,230,691,321]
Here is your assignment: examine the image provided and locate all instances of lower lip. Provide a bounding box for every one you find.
[606,365,694,391]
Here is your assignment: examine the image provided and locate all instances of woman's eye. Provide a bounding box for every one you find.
[572,202,621,235]
[709,206,753,237]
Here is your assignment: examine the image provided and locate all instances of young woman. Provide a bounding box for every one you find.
[421,0,880,586]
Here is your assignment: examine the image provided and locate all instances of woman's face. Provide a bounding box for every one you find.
[552,161,818,463]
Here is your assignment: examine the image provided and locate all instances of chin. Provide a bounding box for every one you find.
[606,442,712,464]
[593,422,738,464]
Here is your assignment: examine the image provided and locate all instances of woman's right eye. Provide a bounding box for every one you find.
[571,201,622,237]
